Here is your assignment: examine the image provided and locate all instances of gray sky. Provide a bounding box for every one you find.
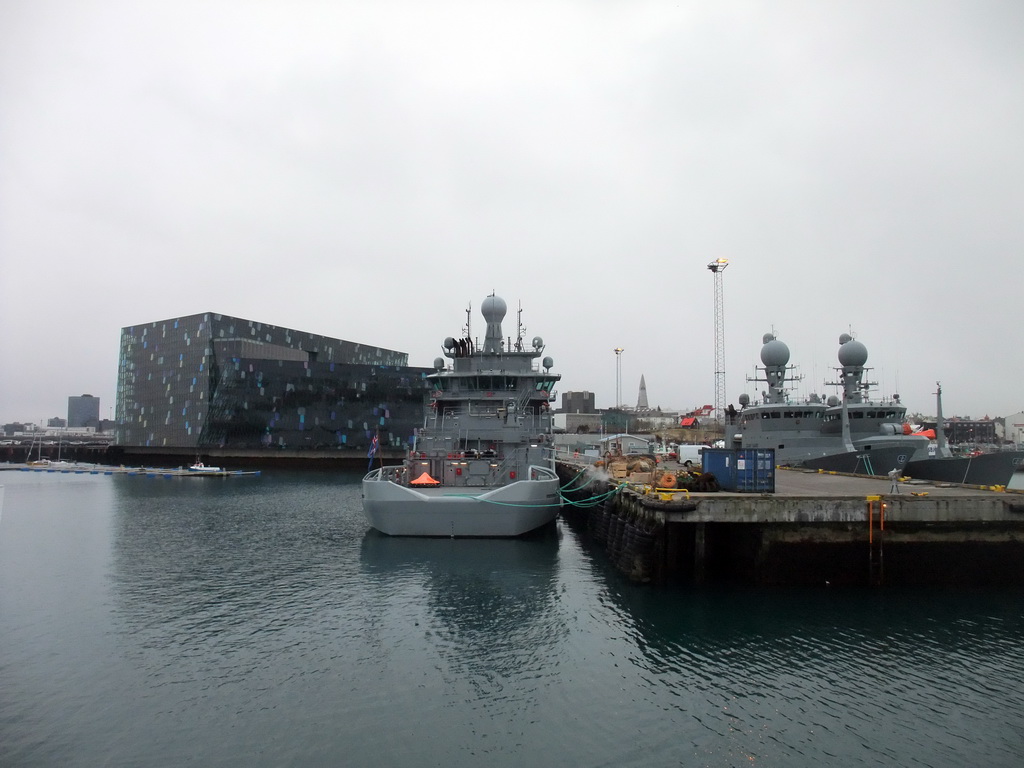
[2,0,1022,426]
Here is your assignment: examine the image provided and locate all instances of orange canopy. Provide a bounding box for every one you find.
[410,472,440,486]
[911,429,937,439]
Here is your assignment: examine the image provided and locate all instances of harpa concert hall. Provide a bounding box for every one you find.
[115,313,432,463]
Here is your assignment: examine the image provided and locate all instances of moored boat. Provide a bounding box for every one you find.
[903,383,1024,486]
[188,461,225,473]
[361,294,562,537]
[730,333,830,464]
[732,332,924,475]
[813,333,926,475]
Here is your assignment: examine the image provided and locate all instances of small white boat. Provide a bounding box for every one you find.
[188,462,224,473]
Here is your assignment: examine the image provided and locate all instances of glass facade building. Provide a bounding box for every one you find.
[115,313,432,450]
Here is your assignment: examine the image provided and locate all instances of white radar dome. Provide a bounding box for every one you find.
[481,295,507,323]
[838,339,868,367]
[760,338,790,367]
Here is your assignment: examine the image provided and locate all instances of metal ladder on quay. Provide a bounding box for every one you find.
[866,495,885,586]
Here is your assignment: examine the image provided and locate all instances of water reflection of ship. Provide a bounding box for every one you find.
[359,527,560,579]
[358,530,565,673]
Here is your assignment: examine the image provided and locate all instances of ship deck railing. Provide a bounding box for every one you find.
[365,448,557,488]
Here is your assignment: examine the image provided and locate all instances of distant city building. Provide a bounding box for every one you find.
[601,410,632,433]
[944,418,997,445]
[115,312,432,450]
[921,417,998,445]
[552,412,603,434]
[68,394,100,428]
[631,410,682,430]
[48,417,68,428]
[1007,412,1024,447]
[559,391,596,414]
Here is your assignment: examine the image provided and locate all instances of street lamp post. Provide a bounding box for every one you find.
[613,347,624,410]
[707,258,729,432]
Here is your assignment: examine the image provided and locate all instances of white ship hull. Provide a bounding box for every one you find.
[362,471,560,537]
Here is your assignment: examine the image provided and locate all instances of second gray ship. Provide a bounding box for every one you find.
[903,382,1024,487]
[731,332,925,475]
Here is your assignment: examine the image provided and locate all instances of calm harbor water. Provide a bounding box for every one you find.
[1,470,1023,767]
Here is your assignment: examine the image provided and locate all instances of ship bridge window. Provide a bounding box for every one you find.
[852,412,864,418]
[475,376,513,391]
[770,411,780,418]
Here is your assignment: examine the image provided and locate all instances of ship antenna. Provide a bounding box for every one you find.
[516,302,525,352]
[464,302,472,341]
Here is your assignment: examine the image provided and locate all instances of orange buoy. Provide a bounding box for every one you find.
[659,472,677,488]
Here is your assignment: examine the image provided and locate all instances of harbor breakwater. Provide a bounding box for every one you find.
[556,461,1024,587]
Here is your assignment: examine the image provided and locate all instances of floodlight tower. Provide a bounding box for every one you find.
[613,347,624,409]
[707,258,729,430]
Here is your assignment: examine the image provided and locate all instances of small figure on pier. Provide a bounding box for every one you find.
[888,468,901,494]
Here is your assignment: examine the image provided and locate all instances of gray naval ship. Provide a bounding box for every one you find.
[732,333,925,475]
[903,382,1024,487]
[361,294,561,537]
[811,333,927,474]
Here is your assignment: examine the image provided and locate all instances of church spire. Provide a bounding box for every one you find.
[636,374,649,410]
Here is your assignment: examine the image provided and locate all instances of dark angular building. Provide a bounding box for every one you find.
[115,313,432,451]
[68,394,100,428]
[559,391,596,414]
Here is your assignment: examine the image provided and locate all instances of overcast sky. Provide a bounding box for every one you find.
[2,0,1022,426]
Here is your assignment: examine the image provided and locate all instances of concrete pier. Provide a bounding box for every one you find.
[556,461,1024,587]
